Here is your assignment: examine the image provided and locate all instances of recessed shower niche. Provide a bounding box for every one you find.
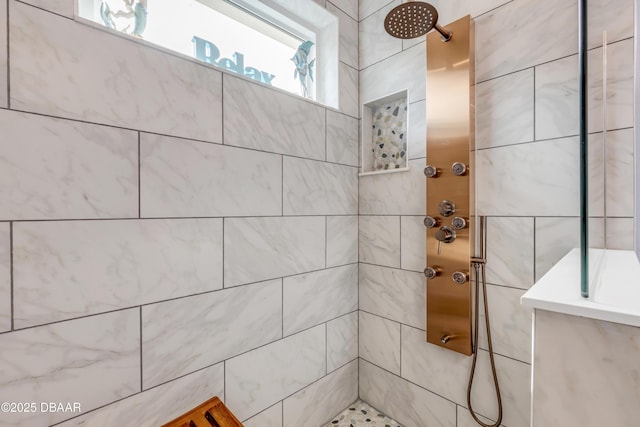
[360,90,409,175]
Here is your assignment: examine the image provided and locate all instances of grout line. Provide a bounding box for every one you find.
[4,214,359,224]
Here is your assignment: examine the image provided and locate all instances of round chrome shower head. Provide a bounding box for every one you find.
[384,1,452,41]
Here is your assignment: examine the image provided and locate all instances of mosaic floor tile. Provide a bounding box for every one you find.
[325,399,403,427]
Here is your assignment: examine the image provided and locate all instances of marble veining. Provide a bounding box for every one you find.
[339,63,359,118]
[359,311,401,374]
[407,100,426,160]
[486,217,535,289]
[360,159,425,215]
[0,109,138,221]
[58,362,224,427]
[326,110,359,167]
[327,2,358,69]
[359,0,394,20]
[140,133,282,218]
[587,0,634,49]
[604,129,634,218]
[400,216,426,272]
[0,0,6,108]
[20,0,73,17]
[13,219,223,328]
[244,403,282,427]
[359,216,401,268]
[329,0,358,20]
[0,309,140,426]
[0,223,10,332]
[223,75,325,160]
[359,1,402,70]
[283,265,358,336]
[326,216,358,267]
[10,2,223,142]
[225,325,326,421]
[327,312,358,372]
[283,157,358,215]
[142,280,282,389]
[224,216,325,287]
[283,360,358,427]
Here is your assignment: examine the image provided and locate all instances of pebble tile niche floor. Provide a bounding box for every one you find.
[326,400,402,426]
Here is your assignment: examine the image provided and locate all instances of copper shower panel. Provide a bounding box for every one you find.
[384,2,452,41]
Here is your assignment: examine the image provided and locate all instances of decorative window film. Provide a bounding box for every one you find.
[77,0,330,101]
[361,91,409,175]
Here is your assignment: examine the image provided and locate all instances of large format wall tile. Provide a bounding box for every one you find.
[535,55,579,140]
[359,215,400,268]
[339,63,359,118]
[408,100,426,159]
[0,109,138,221]
[361,43,426,105]
[10,2,223,142]
[401,216,426,272]
[142,280,282,389]
[59,362,224,427]
[224,217,325,286]
[283,264,358,336]
[476,69,534,149]
[327,2,358,69]
[535,217,579,281]
[140,134,281,218]
[604,129,634,218]
[223,75,325,160]
[475,0,577,82]
[477,137,579,216]
[0,223,9,332]
[606,217,635,250]
[360,0,393,20]
[0,0,6,108]
[329,0,358,19]
[456,406,501,427]
[20,0,73,16]
[283,157,358,215]
[327,312,358,372]
[360,159,426,215]
[13,219,223,327]
[244,403,283,427]
[360,264,425,329]
[359,311,400,374]
[226,325,326,421]
[486,217,535,289]
[326,110,359,166]
[0,310,139,426]
[360,360,456,427]
[283,360,357,427]
[327,216,358,267]
[588,0,634,49]
[359,1,402,69]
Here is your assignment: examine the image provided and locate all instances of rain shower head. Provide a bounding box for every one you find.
[384,1,452,41]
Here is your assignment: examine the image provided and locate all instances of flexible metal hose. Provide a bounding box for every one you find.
[466,260,503,426]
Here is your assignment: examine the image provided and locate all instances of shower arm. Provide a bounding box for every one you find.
[434,24,453,41]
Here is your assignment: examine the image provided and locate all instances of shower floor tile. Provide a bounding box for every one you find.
[325,400,403,427]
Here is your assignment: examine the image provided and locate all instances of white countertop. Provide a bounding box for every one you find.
[521,248,640,327]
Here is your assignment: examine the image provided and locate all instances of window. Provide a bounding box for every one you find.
[77,0,338,106]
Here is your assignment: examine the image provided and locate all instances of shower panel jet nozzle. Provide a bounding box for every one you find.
[384,2,452,41]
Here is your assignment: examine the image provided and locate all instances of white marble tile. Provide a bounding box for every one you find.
[359,311,400,374]
[0,109,138,221]
[329,0,358,20]
[10,2,223,142]
[408,100,426,159]
[327,312,358,372]
[313,0,326,7]
[0,309,139,426]
[13,218,223,328]
[327,2,358,69]
[401,216,426,272]
[359,0,393,21]
[327,216,358,267]
[486,217,534,289]
[359,1,402,69]
[588,39,634,133]
[587,0,634,49]
[226,325,326,421]
[361,43,426,105]
[244,403,283,427]
[360,158,426,215]
[20,0,73,16]
[535,217,580,281]
[360,263,425,329]
[283,265,358,336]
[142,280,282,389]
[58,362,224,427]
[456,405,503,427]
[283,360,358,427]
[223,75,325,160]
[339,63,359,118]
[606,217,634,250]
[224,216,325,287]
[477,69,534,149]
[140,133,281,218]
[326,110,359,166]
[283,157,358,215]
[359,359,456,427]
[477,138,579,216]
[477,285,532,363]
[475,0,577,82]
[604,128,634,218]
[0,0,6,108]
[535,55,579,141]
[0,223,9,332]
[533,310,640,427]
[401,326,531,427]
[359,215,400,268]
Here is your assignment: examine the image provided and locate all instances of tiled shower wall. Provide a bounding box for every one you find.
[358,0,634,426]
[0,1,360,426]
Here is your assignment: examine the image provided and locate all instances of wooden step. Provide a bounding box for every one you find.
[161,396,243,427]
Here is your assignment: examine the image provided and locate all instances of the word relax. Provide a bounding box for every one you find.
[192,36,275,85]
